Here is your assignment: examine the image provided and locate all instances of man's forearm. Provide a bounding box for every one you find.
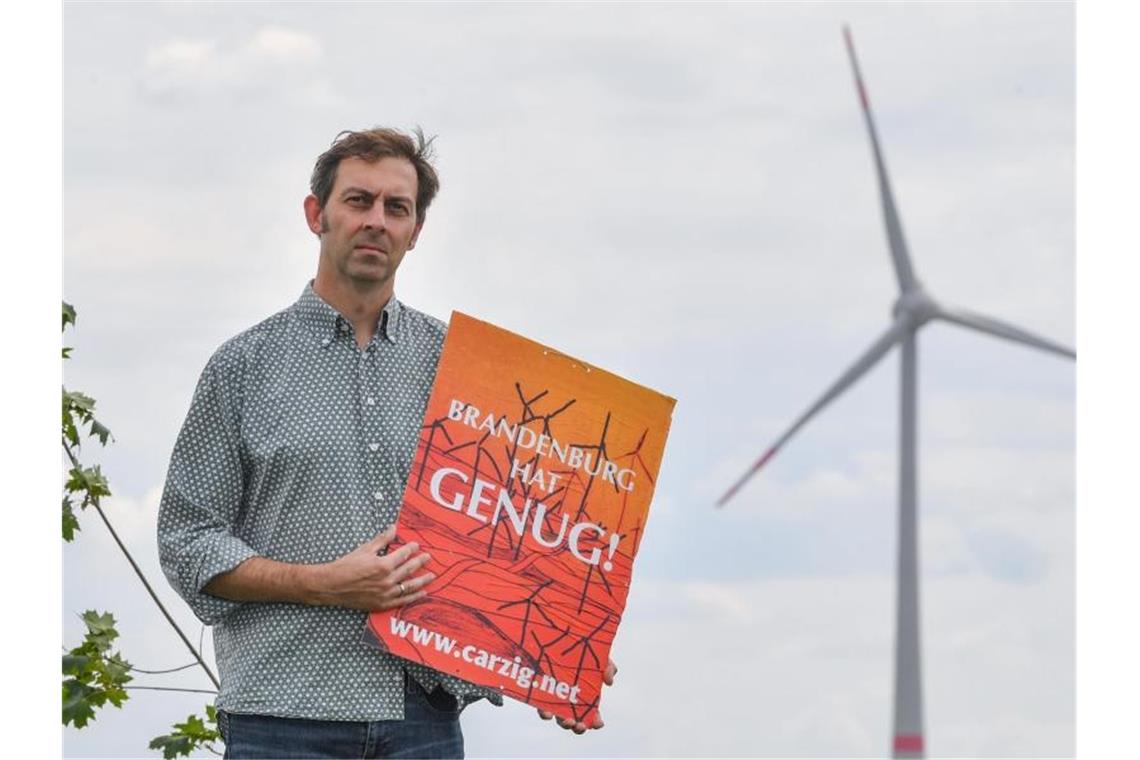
[201,530,435,612]
[203,556,329,606]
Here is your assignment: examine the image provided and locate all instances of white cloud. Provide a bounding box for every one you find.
[924,389,1074,448]
[245,26,321,62]
[139,26,325,103]
[145,38,215,70]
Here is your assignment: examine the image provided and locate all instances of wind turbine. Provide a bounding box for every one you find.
[716,27,1075,760]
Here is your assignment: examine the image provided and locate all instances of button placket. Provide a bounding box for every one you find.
[360,349,387,518]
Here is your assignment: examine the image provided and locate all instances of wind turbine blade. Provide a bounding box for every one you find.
[843,25,919,295]
[935,306,1076,360]
[716,319,907,507]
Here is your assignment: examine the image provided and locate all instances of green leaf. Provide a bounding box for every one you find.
[62,679,97,728]
[104,683,129,708]
[63,611,132,729]
[103,652,132,681]
[63,389,97,416]
[63,497,80,542]
[89,417,113,445]
[79,610,119,654]
[62,346,73,359]
[175,715,206,735]
[62,388,114,447]
[62,301,76,331]
[85,466,112,499]
[149,709,220,759]
[64,391,96,417]
[79,609,115,633]
[63,406,80,448]
[65,467,84,493]
[62,653,89,676]
[65,466,111,500]
[148,734,194,760]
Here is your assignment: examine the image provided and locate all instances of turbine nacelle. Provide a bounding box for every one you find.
[892,287,939,328]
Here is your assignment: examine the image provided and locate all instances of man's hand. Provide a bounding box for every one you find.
[536,658,617,734]
[202,526,434,611]
[313,526,434,610]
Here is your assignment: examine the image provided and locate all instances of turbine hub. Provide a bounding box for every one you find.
[892,287,939,327]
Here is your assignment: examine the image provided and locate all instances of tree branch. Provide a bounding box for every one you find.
[63,444,220,690]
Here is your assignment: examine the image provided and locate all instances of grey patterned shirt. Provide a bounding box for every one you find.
[157,282,501,720]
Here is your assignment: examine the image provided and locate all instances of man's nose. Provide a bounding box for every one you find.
[362,203,387,231]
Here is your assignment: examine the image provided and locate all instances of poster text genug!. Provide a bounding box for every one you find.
[428,398,638,571]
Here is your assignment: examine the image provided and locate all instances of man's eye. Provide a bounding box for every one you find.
[347,195,370,206]
[387,202,410,215]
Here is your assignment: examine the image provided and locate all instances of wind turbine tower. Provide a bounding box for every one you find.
[716,27,1075,760]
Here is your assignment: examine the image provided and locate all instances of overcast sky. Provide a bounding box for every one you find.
[62,2,1074,757]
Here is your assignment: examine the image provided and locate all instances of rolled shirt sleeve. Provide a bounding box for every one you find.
[157,343,258,625]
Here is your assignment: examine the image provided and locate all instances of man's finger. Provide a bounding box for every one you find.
[603,658,617,686]
[367,526,397,554]
[377,588,427,610]
[378,541,420,570]
[387,552,432,584]
[389,570,435,597]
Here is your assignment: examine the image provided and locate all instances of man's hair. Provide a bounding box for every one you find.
[310,127,440,224]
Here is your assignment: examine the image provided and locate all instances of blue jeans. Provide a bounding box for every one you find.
[219,675,464,759]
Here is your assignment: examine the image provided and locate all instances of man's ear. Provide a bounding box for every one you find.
[303,194,324,236]
[408,220,424,251]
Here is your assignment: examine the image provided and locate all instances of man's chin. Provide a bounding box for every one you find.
[341,265,390,285]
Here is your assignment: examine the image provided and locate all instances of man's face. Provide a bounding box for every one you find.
[308,155,423,289]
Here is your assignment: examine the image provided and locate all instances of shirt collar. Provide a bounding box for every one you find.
[293,281,402,345]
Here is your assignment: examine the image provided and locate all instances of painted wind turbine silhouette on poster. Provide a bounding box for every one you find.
[716,27,1075,760]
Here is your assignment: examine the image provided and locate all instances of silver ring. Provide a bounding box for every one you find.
[398,582,406,596]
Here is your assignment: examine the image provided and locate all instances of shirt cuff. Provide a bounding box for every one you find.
[186,534,260,625]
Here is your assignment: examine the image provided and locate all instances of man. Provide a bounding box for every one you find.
[157,127,612,759]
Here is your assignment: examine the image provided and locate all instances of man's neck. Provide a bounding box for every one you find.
[312,273,394,348]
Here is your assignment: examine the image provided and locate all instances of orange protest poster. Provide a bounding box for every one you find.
[366,312,675,726]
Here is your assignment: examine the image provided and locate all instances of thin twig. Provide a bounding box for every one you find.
[130,662,199,675]
[64,442,220,689]
[125,686,219,695]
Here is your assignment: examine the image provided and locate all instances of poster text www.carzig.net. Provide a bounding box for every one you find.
[388,616,583,703]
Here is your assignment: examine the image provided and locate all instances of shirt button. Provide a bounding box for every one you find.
[368,443,380,452]
[366,397,376,406]
[373,491,385,502]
